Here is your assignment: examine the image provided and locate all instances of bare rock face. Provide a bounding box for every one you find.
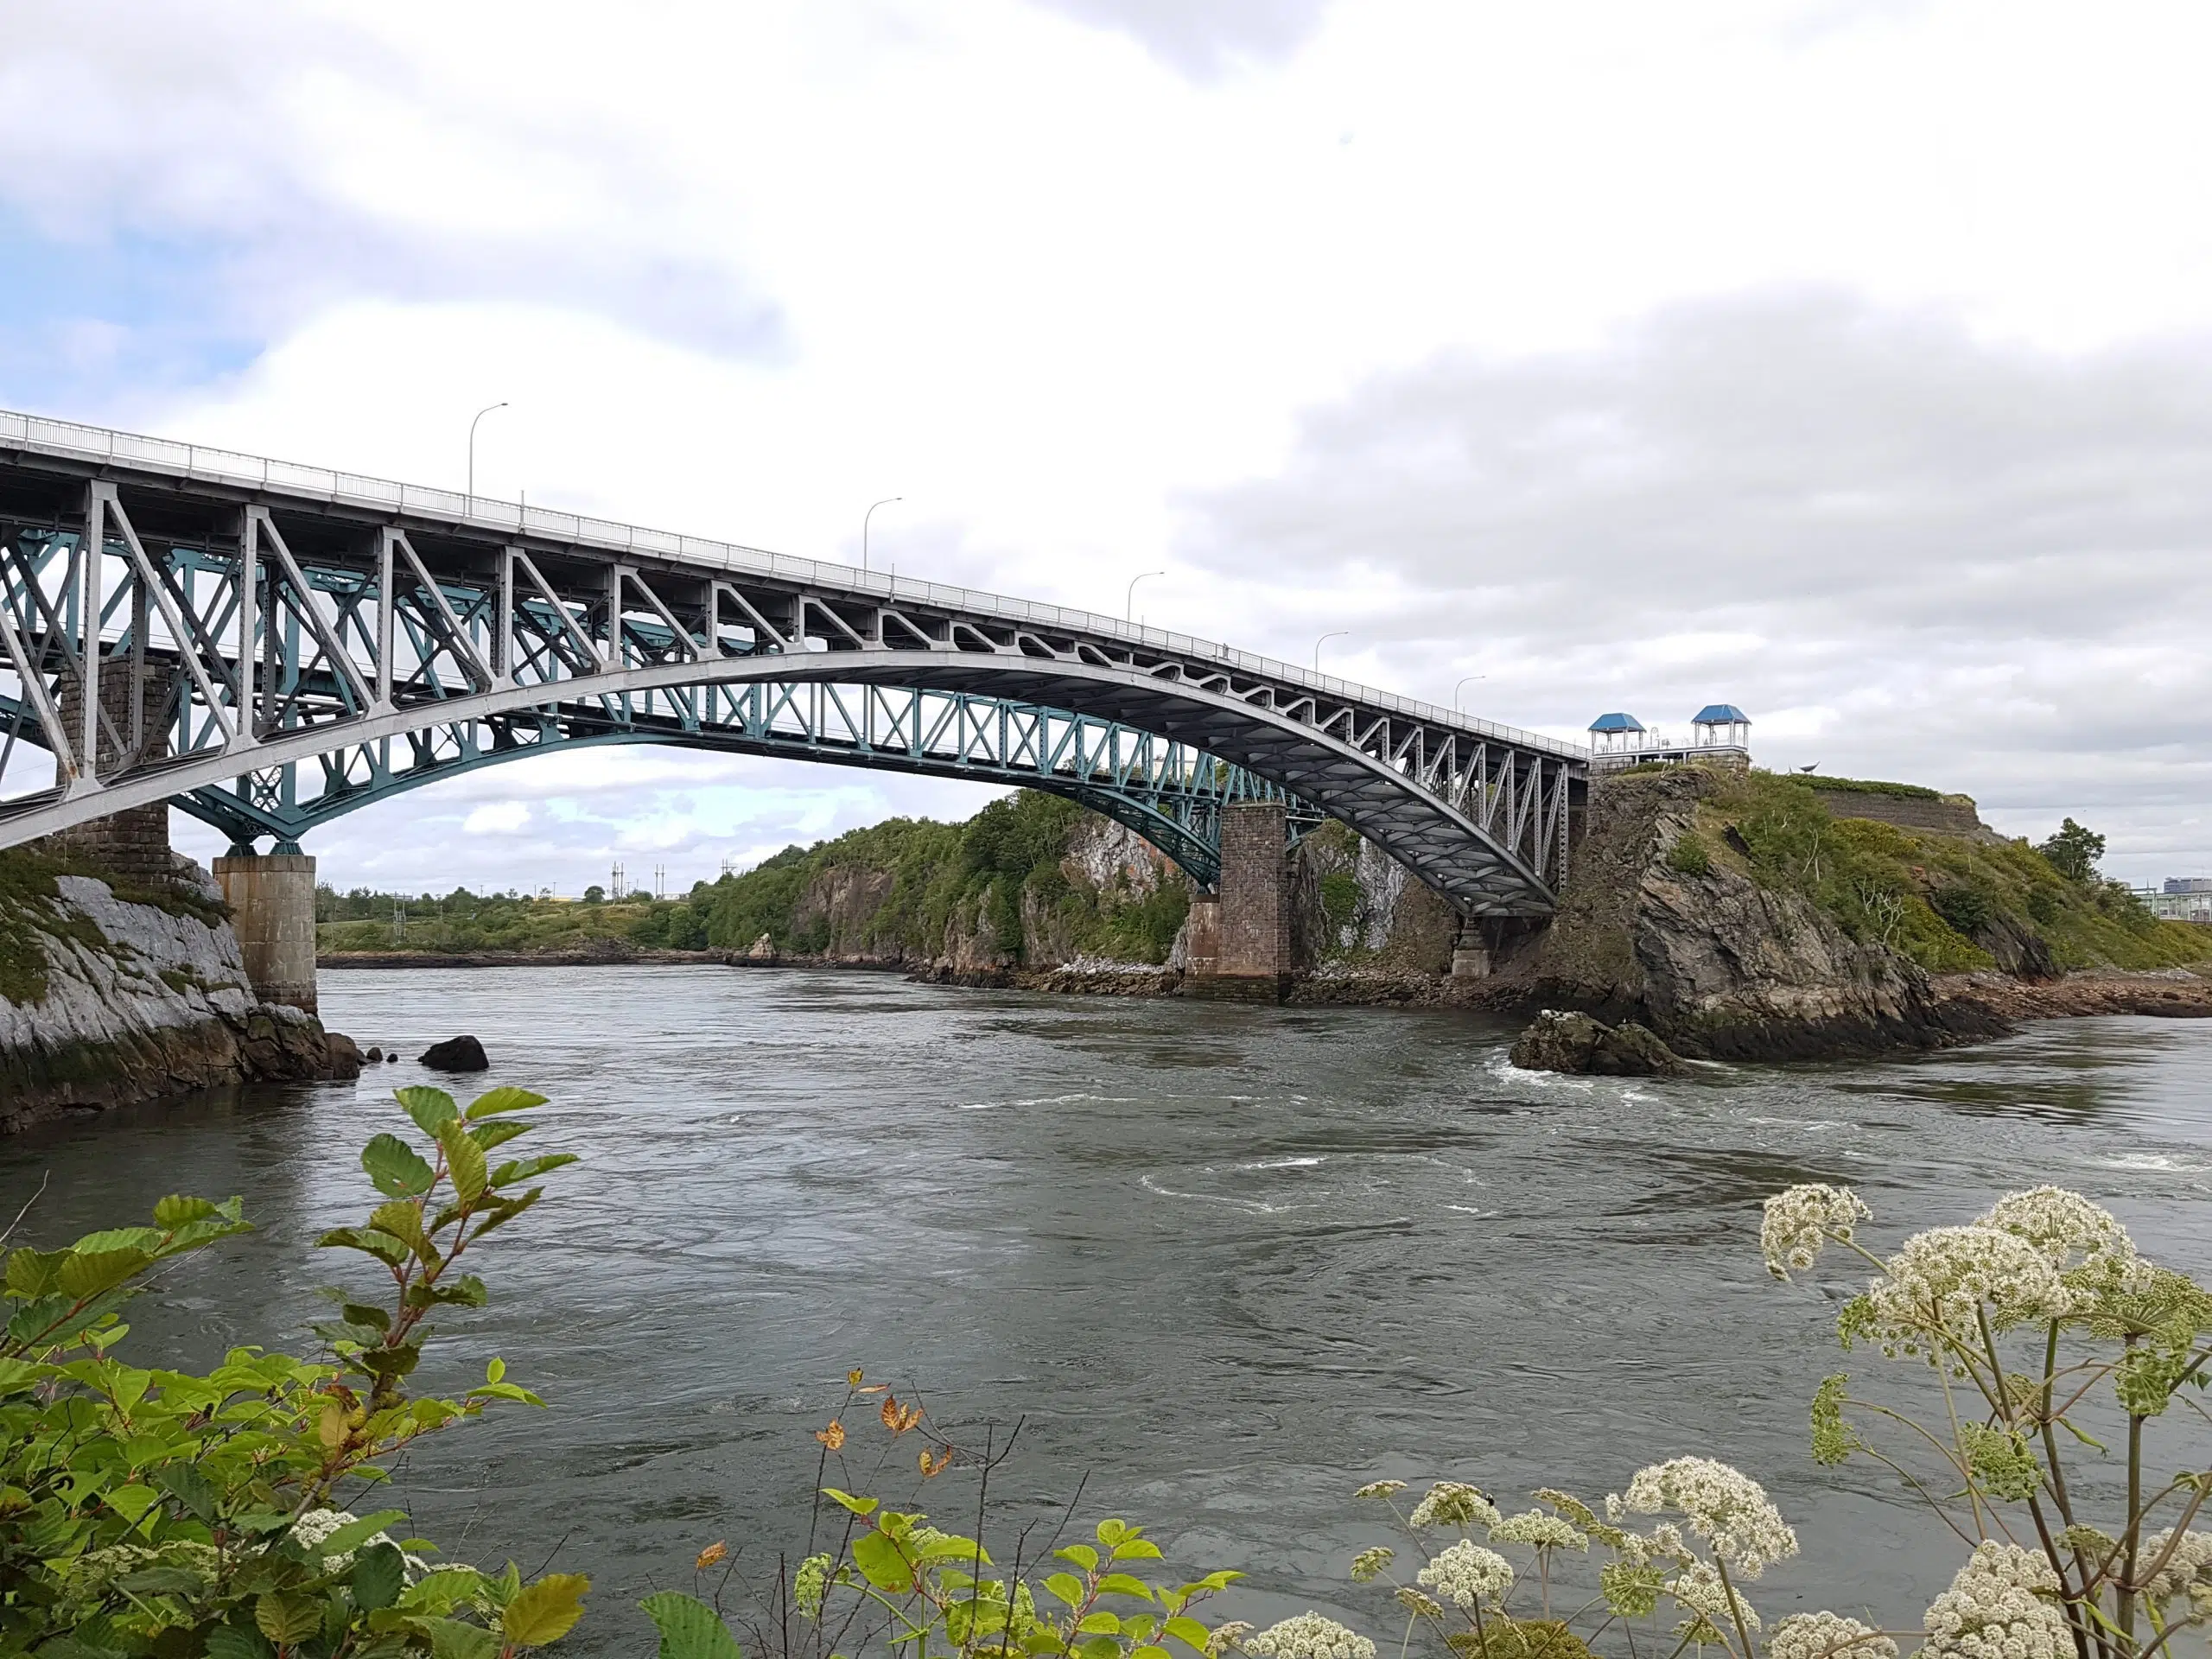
[1523,771,2005,1062]
[1510,1009,1690,1077]
[1,857,360,1131]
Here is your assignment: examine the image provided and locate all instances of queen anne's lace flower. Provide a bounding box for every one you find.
[1415,1541,1515,1610]
[1244,1614,1376,1659]
[1615,1459,1798,1577]
[2139,1529,2212,1609]
[1766,1611,1897,1659]
[1490,1511,1587,1552]
[1921,1543,2069,1659]
[1667,1561,1760,1637]
[1863,1227,2075,1353]
[1355,1479,1408,1499]
[1978,1187,2144,1300]
[1209,1622,1256,1656]
[1763,1185,1872,1281]
[1408,1482,1502,1531]
[290,1509,398,1576]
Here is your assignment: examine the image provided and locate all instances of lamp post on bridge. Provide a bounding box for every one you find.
[1313,631,1348,673]
[1126,570,1166,622]
[1454,675,1486,712]
[862,498,902,575]
[467,403,507,513]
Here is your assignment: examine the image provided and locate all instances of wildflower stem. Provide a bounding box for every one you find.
[2120,1358,2145,1650]
[1713,1552,1757,1659]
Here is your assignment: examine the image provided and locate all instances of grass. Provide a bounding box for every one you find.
[0,846,120,1006]
[1692,772,2212,975]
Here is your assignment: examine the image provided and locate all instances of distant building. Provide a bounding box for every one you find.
[1588,704,1753,775]
[2166,877,2212,894]
[2140,880,2212,925]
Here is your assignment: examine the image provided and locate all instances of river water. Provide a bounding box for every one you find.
[6,965,2209,1651]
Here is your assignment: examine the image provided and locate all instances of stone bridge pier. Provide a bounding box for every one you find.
[1185,800,1293,1001]
[213,849,320,1014]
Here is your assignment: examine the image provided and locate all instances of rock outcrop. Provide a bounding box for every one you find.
[2,855,360,1131]
[1517,770,2006,1061]
[417,1034,489,1072]
[1510,1009,1691,1077]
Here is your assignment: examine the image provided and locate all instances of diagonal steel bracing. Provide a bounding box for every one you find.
[0,410,1586,914]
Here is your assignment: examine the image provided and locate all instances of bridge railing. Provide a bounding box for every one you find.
[1,408,1588,765]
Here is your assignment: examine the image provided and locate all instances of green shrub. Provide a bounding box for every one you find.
[1319,870,1362,935]
[1663,834,1711,876]
[1929,885,1993,936]
[0,1084,582,1655]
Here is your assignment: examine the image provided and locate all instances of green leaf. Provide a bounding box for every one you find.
[319,1226,410,1266]
[468,1120,533,1154]
[489,1154,578,1188]
[153,1194,221,1228]
[1043,1573,1086,1609]
[405,1274,488,1309]
[363,1134,436,1198]
[256,1593,326,1645]
[354,1542,408,1612]
[1096,1573,1155,1600]
[439,1122,488,1208]
[370,1201,437,1262]
[852,1529,914,1592]
[343,1300,393,1332]
[153,1461,219,1522]
[639,1591,744,1659]
[1115,1538,1164,1560]
[469,1187,543,1239]
[1165,1617,1213,1652]
[1077,1612,1124,1637]
[4,1246,67,1298]
[1096,1520,1129,1548]
[820,1487,879,1516]
[320,1509,410,1558]
[105,1484,162,1527]
[58,1247,153,1300]
[1132,1647,1173,1659]
[207,1624,275,1659]
[72,1226,163,1254]
[1057,1544,1100,1572]
[466,1086,549,1120]
[425,1618,501,1659]
[502,1573,592,1646]
[0,1355,50,1393]
[398,1085,460,1136]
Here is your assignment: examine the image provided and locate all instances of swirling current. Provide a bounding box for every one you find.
[5,964,2209,1652]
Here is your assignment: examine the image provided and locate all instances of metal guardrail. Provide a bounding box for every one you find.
[0,406,1589,765]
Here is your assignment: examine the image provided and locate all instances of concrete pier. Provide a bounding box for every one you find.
[213,852,320,1013]
[1186,801,1290,1001]
[48,664,177,887]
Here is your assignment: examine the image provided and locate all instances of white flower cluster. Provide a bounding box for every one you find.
[2140,1529,2212,1608]
[1762,1185,1872,1281]
[1408,1482,1502,1531]
[1614,1459,1799,1577]
[1243,1614,1376,1659]
[1921,1542,2069,1659]
[1415,1541,1515,1610]
[1978,1187,2145,1295]
[1766,1611,1898,1659]
[1666,1561,1760,1636]
[1491,1510,1587,1552]
[1865,1227,2075,1353]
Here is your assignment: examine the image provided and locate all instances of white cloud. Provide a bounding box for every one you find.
[461,801,531,836]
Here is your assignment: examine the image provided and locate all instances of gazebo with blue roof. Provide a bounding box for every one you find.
[1692,704,1751,752]
[1587,712,1648,757]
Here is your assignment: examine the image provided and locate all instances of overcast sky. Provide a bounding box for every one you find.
[3,0,2206,890]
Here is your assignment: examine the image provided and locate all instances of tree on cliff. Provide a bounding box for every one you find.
[2038,817,2106,883]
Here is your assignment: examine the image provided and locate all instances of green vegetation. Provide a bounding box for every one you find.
[2039,816,2107,883]
[1796,773,1943,800]
[0,846,133,1007]
[1663,832,1712,876]
[0,1083,587,1656]
[319,792,1192,968]
[1699,772,2212,975]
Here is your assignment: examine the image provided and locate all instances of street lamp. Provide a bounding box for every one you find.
[467,403,507,512]
[1454,675,1487,712]
[1313,630,1348,672]
[863,497,902,575]
[1125,569,1166,622]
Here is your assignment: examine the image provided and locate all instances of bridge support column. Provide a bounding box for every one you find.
[1186,801,1290,1001]
[45,664,176,887]
[213,850,320,1014]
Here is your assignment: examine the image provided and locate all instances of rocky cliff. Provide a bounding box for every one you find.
[2,849,360,1131]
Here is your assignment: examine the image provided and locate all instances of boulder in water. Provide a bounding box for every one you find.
[1510,1009,1689,1077]
[418,1034,489,1072]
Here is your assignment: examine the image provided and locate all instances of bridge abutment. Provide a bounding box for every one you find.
[1185,801,1291,1001]
[213,852,320,1014]
[43,664,178,887]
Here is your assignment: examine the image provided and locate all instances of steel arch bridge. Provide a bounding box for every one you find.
[0,411,1587,915]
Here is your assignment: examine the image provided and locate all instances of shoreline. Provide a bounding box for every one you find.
[318,950,2212,1032]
